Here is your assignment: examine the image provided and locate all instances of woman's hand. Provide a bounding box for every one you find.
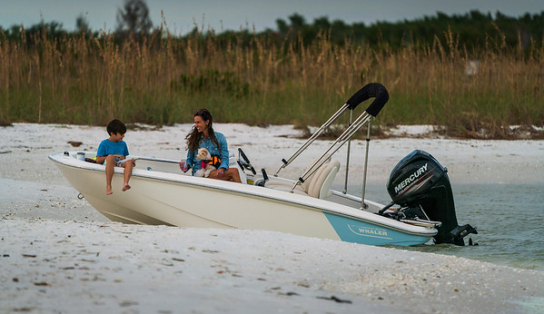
[179,159,189,172]
[215,168,225,177]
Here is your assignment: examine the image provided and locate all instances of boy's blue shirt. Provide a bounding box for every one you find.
[186,132,229,175]
[97,139,129,157]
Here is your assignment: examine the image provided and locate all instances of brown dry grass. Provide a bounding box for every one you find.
[0,27,542,139]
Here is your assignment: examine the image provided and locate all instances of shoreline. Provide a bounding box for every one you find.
[1,123,543,185]
[1,123,544,313]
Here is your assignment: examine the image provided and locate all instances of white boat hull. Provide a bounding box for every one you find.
[50,151,437,246]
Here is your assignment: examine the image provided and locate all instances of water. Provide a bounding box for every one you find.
[344,183,544,271]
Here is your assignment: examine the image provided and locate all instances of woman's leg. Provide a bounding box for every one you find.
[226,168,242,183]
[209,168,242,183]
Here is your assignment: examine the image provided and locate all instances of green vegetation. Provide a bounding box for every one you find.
[0,8,543,139]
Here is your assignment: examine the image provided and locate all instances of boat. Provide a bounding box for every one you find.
[49,83,477,246]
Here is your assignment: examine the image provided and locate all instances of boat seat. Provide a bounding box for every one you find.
[307,159,340,199]
[265,159,340,199]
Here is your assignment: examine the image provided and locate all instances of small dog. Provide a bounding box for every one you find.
[194,148,221,178]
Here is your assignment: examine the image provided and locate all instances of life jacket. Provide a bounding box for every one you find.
[200,156,221,169]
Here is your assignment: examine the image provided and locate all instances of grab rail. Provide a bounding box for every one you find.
[132,156,180,164]
[274,83,388,177]
[273,83,389,198]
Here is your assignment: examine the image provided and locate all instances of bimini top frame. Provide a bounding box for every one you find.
[274,83,389,196]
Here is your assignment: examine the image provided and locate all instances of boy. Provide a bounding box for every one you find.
[95,119,135,195]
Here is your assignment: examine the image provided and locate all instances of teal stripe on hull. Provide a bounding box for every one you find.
[324,212,431,246]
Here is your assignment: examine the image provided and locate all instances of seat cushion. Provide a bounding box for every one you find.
[308,160,340,199]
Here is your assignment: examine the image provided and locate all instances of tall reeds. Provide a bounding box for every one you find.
[0,27,542,138]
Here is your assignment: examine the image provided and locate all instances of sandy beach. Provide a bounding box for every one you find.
[1,123,544,313]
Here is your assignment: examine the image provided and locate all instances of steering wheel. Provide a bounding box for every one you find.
[238,148,257,175]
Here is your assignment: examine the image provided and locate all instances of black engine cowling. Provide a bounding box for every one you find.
[384,150,477,246]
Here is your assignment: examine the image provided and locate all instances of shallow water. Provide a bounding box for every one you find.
[350,183,544,271]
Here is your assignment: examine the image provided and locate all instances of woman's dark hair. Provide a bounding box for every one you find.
[106,119,127,135]
[186,109,220,151]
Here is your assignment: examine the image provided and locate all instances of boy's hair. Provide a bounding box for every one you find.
[107,119,127,135]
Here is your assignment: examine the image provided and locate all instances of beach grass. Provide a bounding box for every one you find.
[0,28,542,138]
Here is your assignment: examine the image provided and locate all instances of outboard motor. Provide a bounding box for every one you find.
[382,150,477,246]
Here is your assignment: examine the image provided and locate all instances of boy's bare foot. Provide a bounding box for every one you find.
[106,187,113,195]
[122,184,131,192]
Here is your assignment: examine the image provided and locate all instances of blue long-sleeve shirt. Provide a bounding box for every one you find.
[186,132,230,176]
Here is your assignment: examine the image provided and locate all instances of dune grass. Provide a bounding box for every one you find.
[0,28,542,138]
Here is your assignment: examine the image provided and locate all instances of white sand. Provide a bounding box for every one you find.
[1,123,544,313]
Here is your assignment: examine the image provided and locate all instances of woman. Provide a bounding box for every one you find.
[181,108,242,183]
